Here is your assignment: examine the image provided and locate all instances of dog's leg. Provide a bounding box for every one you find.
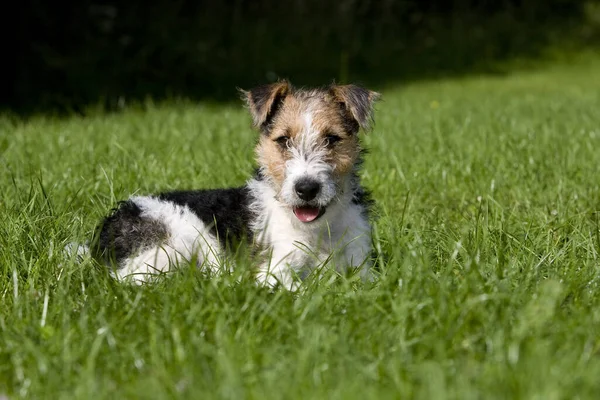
[93,196,222,283]
[114,231,221,284]
[332,207,374,281]
[255,245,310,290]
[255,265,296,291]
[335,235,373,281]
[342,233,374,281]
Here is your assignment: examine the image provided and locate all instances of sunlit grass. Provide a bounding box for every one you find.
[1,56,600,399]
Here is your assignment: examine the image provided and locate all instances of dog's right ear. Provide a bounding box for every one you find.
[240,81,291,132]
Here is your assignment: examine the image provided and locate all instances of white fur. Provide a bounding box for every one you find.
[106,111,372,289]
[111,176,372,289]
[115,196,221,284]
[248,177,372,290]
[279,110,337,208]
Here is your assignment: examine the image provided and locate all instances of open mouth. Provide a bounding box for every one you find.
[292,206,326,223]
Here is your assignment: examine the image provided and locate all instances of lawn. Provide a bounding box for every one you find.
[1,54,600,399]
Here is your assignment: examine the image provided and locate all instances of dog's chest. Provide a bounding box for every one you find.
[258,203,371,268]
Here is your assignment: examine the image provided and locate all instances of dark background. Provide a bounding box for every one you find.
[4,0,599,113]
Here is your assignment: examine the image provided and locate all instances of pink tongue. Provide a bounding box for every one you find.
[293,207,320,222]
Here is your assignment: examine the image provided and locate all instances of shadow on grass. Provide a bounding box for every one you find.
[4,0,600,115]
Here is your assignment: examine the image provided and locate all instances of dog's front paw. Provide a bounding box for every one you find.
[256,268,299,291]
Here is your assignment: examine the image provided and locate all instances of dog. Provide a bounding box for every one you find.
[91,81,380,290]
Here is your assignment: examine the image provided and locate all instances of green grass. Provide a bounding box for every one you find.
[2,55,600,399]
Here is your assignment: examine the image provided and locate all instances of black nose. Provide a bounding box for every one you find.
[294,179,321,201]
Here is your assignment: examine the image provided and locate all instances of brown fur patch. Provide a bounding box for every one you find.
[256,135,287,186]
[329,135,361,177]
[241,81,291,130]
[246,84,379,187]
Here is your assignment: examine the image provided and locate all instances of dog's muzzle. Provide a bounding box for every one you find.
[292,178,327,223]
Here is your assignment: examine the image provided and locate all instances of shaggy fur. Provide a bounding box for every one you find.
[92,81,380,289]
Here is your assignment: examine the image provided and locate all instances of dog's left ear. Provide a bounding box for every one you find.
[330,84,381,133]
[240,80,291,132]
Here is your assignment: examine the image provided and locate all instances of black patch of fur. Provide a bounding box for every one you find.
[350,149,375,217]
[91,200,169,265]
[351,184,372,206]
[336,100,361,135]
[260,90,287,134]
[92,187,255,267]
[351,180,375,217]
[249,84,275,116]
[254,168,265,181]
[158,186,253,247]
[247,83,288,134]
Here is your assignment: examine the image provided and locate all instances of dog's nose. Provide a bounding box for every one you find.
[295,179,321,201]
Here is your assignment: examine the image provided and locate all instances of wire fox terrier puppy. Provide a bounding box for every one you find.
[92,81,380,289]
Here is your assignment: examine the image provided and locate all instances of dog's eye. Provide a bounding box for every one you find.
[274,136,290,149]
[324,134,342,148]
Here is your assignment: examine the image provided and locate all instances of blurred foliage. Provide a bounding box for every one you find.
[4,0,599,112]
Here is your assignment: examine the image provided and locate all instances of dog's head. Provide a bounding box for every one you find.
[242,81,379,223]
